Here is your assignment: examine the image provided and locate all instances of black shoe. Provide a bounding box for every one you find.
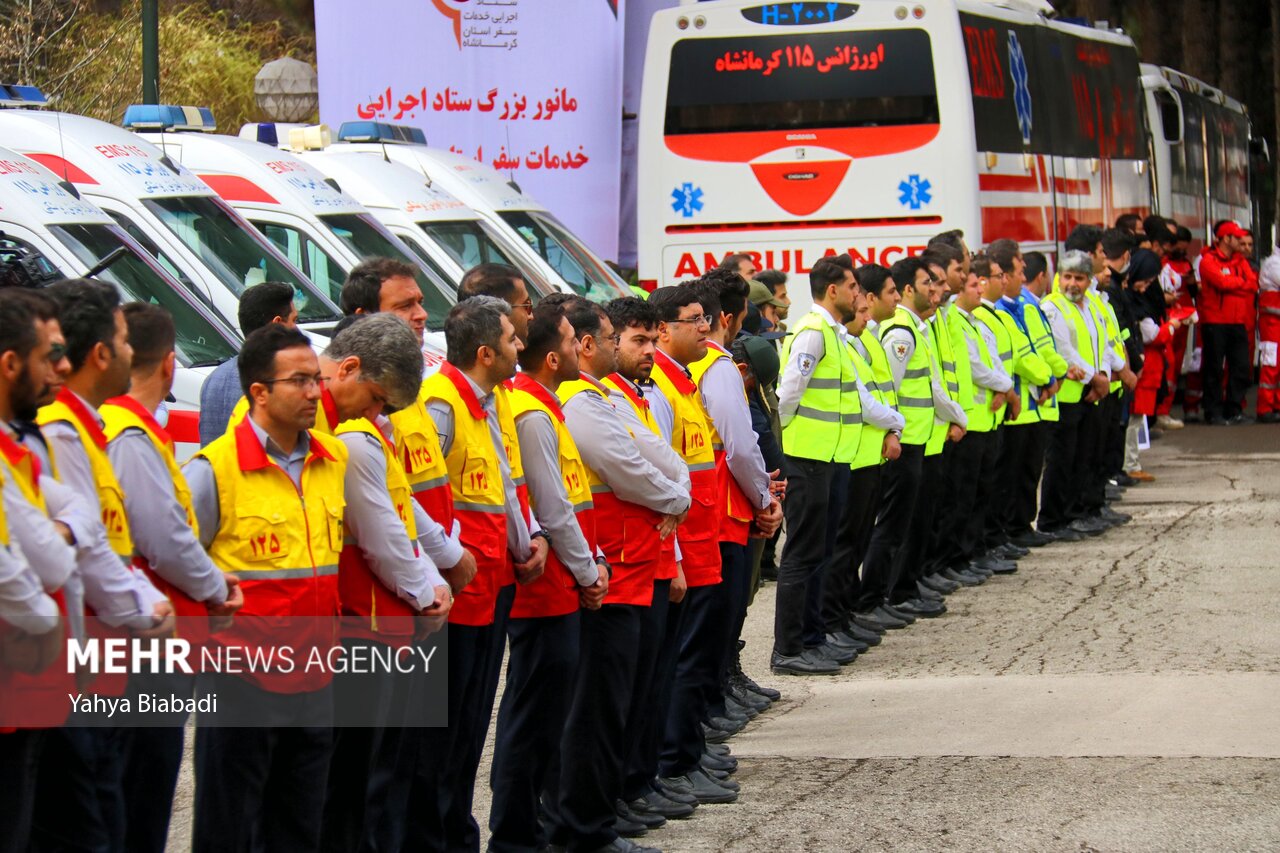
[705,742,730,756]
[724,696,758,720]
[1010,530,1054,548]
[824,631,868,653]
[660,769,738,804]
[617,800,666,831]
[700,750,737,774]
[914,583,945,603]
[1105,484,1125,501]
[849,613,889,634]
[855,607,906,630]
[1206,415,1228,426]
[971,555,1014,574]
[941,567,984,586]
[1113,472,1138,487]
[921,573,960,593]
[728,682,771,712]
[878,603,917,624]
[892,597,946,617]
[701,723,732,745]
[737,669,781,702]
[628,791,695,820]
[1258,412,1280,424]
[586,837,660,853]
[838,623,882,646]
[707,714,746,735]
[812,642,857,665]
[770,649,840,675]
[997,542,1030,559]
[1042,526,1085,542]
[1068,517,1107,536]
[1098,506,1131,525]
[612,810,650,838]
[1226,413,1252,426]
[654,779,698,806]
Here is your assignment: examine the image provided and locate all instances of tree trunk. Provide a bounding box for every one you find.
[1272,0,1280,248]
[1181,0,1219,83]
[1218,0,1248,100]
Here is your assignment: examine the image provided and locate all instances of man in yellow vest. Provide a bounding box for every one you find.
[645,285,742,803]
[103,303,244,853]
[184,323,349,853]
[32,280,174,852]
[773,258,861,674]
[491,302,610,851]
[553,296,696,833]
[0,289,74,852]
[602,297,712,819]
[822,284,904,644]
[685,274,780,729]
[414,295,548,850]
[1040,250,1114,537]
[314,314,455,853]
[883,257,968,615]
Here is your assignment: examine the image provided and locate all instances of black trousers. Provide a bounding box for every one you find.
[32,721,130,853]
[975,429,1005,553]
[624,581,679,800]
[660,577,730,778]
[892,452,945,602]
[822,464,880,633]
[937,431,985,570]
[924,442,961,574]
[1079,399,1108,517]
[192,676,333,853]
[0,729,45,853]
[1039,401,1085,531]
[1103,390,1128,480]
[121,671,191,853]
[717,542,753,712]
[406,622,492,853]
[857,443,924,611]
[773,455,837,656]
[324,637,428,853]
[489,612,580,853]
[1002,422,1048,537]
[549,606,642,852]
[1201,322,1251,418]
[801,464,847,647]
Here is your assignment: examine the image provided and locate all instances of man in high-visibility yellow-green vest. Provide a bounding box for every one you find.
[774,257,861,676]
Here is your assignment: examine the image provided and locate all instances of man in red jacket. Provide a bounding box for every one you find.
[1197,221,1258,424]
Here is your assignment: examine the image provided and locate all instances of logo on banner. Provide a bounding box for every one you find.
[431,0,471,48]
[897,174,932,210]
[1008,31,1033,144]
[671,182,704,218]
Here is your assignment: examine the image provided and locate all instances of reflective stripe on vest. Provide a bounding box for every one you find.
[780,311,862,463]
[194,417,347,693]
[877,308,934,445]
[950,308,998,433]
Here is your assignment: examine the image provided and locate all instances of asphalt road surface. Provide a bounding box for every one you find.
[167,419,1280,851]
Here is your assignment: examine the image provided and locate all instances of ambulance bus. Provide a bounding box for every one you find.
[1141,63,1256,248]
[637,0,1149,315]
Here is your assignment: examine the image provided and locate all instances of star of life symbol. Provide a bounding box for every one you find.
[671,182,704,218]
[1008,30,1033,145]
[897,174,932,210]
[892,340,910,361]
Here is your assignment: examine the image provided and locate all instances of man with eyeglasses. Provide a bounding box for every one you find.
[646,285,741,805]
[459,262,535,344]
[184,323,349,852]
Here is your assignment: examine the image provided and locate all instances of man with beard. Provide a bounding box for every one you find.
[0,289,74,853]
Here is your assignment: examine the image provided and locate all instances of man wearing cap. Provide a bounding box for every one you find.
[749,280,789,335]
[1198,221,1258,424]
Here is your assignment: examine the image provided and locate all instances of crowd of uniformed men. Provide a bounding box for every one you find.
[0,214,1240,852]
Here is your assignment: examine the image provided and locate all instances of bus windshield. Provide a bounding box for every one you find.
[421,219,520,270]
[319,212,454,331]
[49,223,239,368]
[665,29,938,135]
[497,210,629,302]
[142,195,338,323]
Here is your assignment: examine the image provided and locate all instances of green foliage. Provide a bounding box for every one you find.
[0,0,315,131]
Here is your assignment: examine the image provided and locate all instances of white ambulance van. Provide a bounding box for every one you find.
[328,122,632,304]
[0,91,341,334]
[0,143,242,447]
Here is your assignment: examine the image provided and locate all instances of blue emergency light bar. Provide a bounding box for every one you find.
[122,104,217,132]
[0,84,48,108]
[336,121,426,145]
